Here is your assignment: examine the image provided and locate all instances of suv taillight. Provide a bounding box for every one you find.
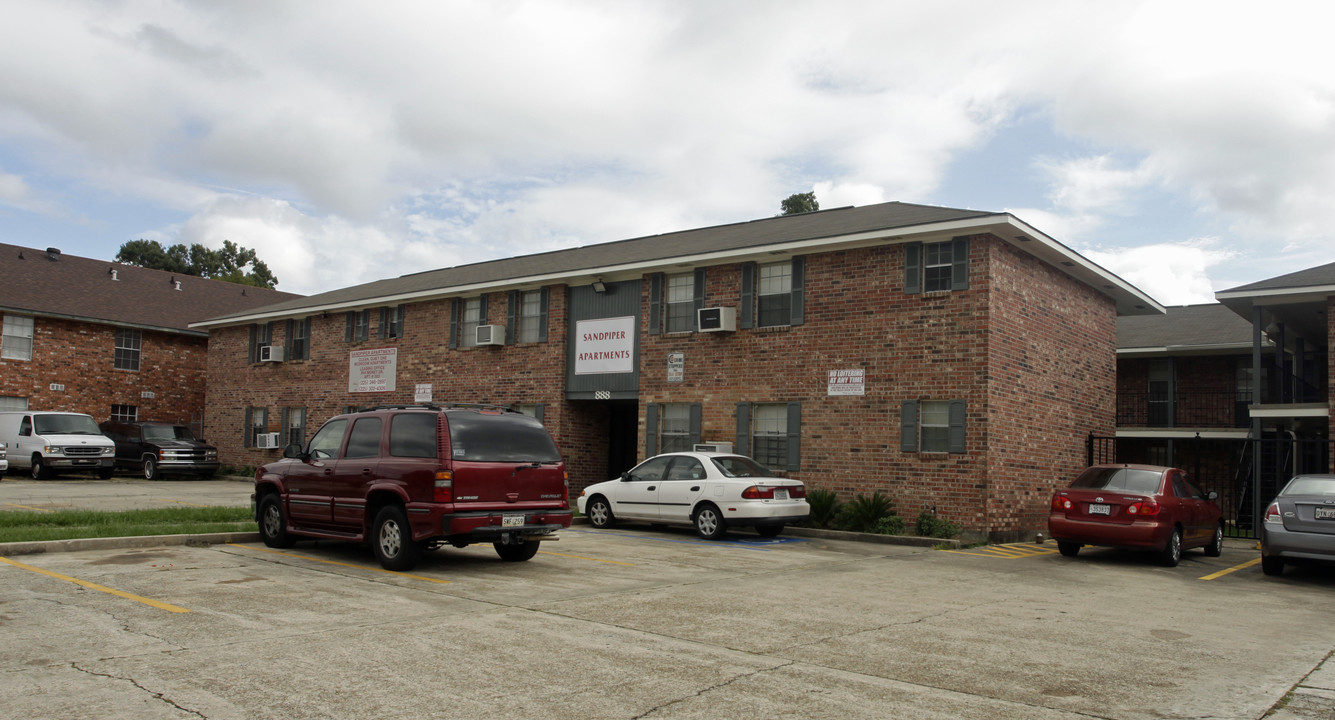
[433,471,453,502]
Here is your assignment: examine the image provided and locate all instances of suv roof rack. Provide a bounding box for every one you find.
[354,403,522,414]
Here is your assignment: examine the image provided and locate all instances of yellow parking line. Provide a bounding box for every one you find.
[227,543,451,584]
[2,503,53,512]
[538,549,635,566]
[0,556,190,613]
[943,543,1060,559]
[1199,557,1262,581]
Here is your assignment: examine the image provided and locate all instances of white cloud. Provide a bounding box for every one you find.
[1084,241,1235,306]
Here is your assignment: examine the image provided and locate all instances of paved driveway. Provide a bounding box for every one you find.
[2,486,1333,720]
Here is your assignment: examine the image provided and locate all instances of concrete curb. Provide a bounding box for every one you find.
[0,532,261,557]
[569,515,964,548]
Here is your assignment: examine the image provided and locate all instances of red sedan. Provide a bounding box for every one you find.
[1048,464,1224,567]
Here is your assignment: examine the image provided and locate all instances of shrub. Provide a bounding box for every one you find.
[873,514,907,535]
[837,491,894,533]
[914,509,961,539]
[804,488,841,528]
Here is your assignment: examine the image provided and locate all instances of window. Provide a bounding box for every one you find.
[899,400,966,454]
[0,396,28,411]
[735,402,801,471]
[250,322,273,362]
[456,297,483,348]
[666,274,695,333]
[308,418,347,459]
[659,404,693,453]
[390,413,438,457]
[740,258,804,329]
[289,317,310,360]
[380,305,405,340]
[346,310,370,342]
[905,237,969,294]
[516,290,545,343]
[114,328,141,371]
[245,407,268,448]
[448,412,561,462]
[2,314,34,361]
[282,407,307,446]
[110,404,138,423]
[345,417,383,458]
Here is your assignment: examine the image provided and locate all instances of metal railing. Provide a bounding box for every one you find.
[1116,391,1251,429]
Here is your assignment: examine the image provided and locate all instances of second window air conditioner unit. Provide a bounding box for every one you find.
[255,432,281,449]
[259,345,286,362]
[475,324,506,346]
[697,307,737,333]
[693,442,734,453]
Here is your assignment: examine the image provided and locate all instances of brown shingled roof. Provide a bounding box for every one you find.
[0,244,302,335]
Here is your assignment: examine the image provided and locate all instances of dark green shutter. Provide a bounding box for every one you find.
[284,319,293,357]
[951,236,970,291]
[538,287,549,342]
[786,402,801,470]
[281,407,290,445]
[692,268,706,331]
[345,312,354,342]
[735,403,751,455]
[506,291,517,345]
[905,243,922,294]
[448,299,459,349]
[689,403,702,447]
[534,404,545,424]
[790,256,805,326]
[648,273,663,335]
[249,324,258,362]
[948,399,967,453]
[379,308,389,339]
[900,400,918,452]
[645,403,658,457]
[740,263,755,329]
[243,406,253,448]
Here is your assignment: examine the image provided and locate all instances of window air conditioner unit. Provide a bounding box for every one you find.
[259,345,286,362]
[255,432,281,449]
[697,307,737,333]
[693,442,733,453]
[476,324,506,346]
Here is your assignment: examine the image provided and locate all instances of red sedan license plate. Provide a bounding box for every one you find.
[1315,507,1335,520]
[1088,503,1111,516]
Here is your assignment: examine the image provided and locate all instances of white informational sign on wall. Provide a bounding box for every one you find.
[574,316,636,375]
[828,368,865,396]
[349,348,398,392]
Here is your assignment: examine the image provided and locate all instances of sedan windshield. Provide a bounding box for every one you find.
[33,414,103,435]
[1070,467,1163,494]
[711,455,772,478]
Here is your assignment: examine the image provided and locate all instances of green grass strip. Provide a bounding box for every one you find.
[0,506,254,543]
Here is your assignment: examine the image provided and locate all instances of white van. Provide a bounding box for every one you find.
[0,411,116,479]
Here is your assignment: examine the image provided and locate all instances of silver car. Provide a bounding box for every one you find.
[1261,474,1335,576]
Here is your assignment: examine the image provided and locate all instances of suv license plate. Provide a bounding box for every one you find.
[773,489,789,500]
[1315,507,1335,520]
[502,514,525,527]
[1088,503,1111,516]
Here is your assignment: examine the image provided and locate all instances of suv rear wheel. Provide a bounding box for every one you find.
[372,505,421,571]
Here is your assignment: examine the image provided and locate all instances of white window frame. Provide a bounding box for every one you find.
[114,328,142,371]
[461,297,482,348]
[751,403,788,468]
[923,242,954,292]
[659,403,693,453]
[2,314,34,361]
[517,290,542,343]
[757,262,792,327]
[919,401,950,453]
[665,274,695,333]
[110,404,138,423]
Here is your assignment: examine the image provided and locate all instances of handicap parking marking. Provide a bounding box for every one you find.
[942,543,1060,559]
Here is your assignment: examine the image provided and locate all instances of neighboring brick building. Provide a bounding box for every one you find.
[0,244,299,430]
[195,201,1161,541]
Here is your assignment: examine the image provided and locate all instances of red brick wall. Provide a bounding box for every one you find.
[983,241,1117,539]
[206,290,575,471]
[0,315,207,424]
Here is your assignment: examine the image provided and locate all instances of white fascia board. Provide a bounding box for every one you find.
[1215,286,1335,302]
[1249,403,1330,419]
[1117,342,1257,357]
[1115,428,1251,440]
[193,213,1160,329]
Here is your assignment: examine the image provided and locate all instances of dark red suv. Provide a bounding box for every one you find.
[254,404,572,570]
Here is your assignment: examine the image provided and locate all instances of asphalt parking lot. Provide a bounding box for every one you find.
[2,477,1334,720]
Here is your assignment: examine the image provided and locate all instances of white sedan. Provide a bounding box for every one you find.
[577,452,809,539]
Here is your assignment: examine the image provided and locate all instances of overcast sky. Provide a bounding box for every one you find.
[2,1,1333,305]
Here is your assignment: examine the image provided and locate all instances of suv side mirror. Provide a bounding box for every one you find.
[282,443,305,459]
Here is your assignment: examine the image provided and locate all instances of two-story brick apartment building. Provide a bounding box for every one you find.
[195,201,1161,541]
[0,243,299,429]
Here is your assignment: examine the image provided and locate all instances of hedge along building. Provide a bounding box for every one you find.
[193,201,1162,541]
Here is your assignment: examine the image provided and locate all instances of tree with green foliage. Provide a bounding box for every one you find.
[779,192,819,216]
[116,239,279,289]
